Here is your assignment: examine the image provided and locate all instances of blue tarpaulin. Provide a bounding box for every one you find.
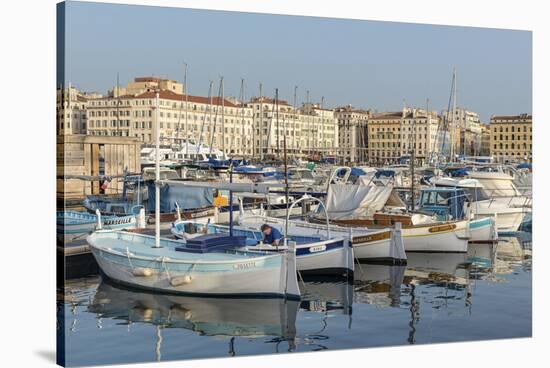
[375,170,395,178]
[517,163,532,169]
[350,167,367,177]
[147,183,214,213]
[446,168,469,177]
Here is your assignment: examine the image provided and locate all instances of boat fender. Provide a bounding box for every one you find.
[132,268,154,277]
[170,275,193,286]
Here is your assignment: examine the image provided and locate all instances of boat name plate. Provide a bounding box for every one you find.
[428,224,457,233]
[352,231,391,244]
[309,245,327,253]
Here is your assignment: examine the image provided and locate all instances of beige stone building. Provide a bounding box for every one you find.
[489,114,532,162]
[368,108,440,164]
[480,124,491,156]
[334,106,370,164]
[112,76,183,97]
[86,89,255,157]
[56,86,89,136]
[441,108,483,156]
[248,97,338,159]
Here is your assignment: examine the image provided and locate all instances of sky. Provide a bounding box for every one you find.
[60,1,532,122]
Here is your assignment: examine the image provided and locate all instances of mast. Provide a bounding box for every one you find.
[221,77,225,156]
[450,69,457,162]
[208,80,216,155]
[196,81,213,156]
[276,88,280,158]
[259,82,263,161]
[283,116,289,242]
[306,90,310,156]
[154,90,160,248]
[116,72,120,135]
[184,62,189,154]
[240,78,245,157]
[410,107,416,212]
[321,96,325,158]
[293,86,297,158]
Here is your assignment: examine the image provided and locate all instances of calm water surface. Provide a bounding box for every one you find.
[58,233,531,367]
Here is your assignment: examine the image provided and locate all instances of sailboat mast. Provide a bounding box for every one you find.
[410,104,416,212]
[276,88,280,158]
[450,69,457,162]
[321,96,325,158]
[240,79,245,158]
[154,90,160,248]
[259,82,263,161]
[184,62,189,154]
[221,77,225,156]
[283,116,289,241]
[116,72,120,135]
[293,86,297,158]
[306,90,310,156]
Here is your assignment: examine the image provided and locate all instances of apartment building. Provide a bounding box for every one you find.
[368,108,440,164]
[86,89,255,157]
[334,106,370,164]
[441,108,483,156]
[56,86,89,136]
[248,97,338,159]
[489,114,532,162]
[112,76,184,97]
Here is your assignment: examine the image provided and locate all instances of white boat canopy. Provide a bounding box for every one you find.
[325,183,405,220]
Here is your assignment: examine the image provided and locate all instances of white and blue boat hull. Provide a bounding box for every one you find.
[87,230,300,299]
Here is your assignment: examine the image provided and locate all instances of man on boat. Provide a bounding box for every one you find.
[260,224,283,246]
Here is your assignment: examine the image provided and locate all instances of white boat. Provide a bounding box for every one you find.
[171,220,354,277]
[237,215,406,264]
[322,183,470,253]
[417,187,498,243]
[398,219,470,253]
[431,176,529,232]
[87,230,300,298]
[87,92,301,299]
[57,210,139,242]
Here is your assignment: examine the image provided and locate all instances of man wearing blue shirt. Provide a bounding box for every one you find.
[260,224,283,246]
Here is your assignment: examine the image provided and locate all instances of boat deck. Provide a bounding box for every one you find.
[89,231,273,262]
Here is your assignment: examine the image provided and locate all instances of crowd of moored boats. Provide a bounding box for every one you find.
[58,154,532,300]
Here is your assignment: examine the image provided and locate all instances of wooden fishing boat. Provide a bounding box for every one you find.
[331,215,470,253]
[87,230,300,298]
[57,210,138,242]
[236,215,406,264]
[171,220,353,277]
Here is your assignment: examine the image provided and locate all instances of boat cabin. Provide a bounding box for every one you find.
[419,187,466,221]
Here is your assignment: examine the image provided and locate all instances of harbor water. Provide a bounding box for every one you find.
[58,233,531,367]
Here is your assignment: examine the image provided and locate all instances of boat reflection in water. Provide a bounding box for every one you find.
[300,278,353,315]
[88,280,299,358]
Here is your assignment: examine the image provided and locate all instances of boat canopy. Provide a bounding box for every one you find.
[466,172,521,197]
[147,182,214,212]
[325,183,405,220]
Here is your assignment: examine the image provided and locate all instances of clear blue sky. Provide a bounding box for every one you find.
[61,1,532,122]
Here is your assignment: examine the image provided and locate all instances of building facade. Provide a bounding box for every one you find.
[56,86,89,136]
[334,106,370,164]
[248,97,338,160]
[489,114,532,162]
[368,108,440,165]
[112,76,184,97]
[86,89,255,157]
[479,124,491,157]
[441,108,483,157]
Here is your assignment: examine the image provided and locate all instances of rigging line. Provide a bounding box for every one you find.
[209,79,223,155]
[196,81,213,155]
[265,93,276,157]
